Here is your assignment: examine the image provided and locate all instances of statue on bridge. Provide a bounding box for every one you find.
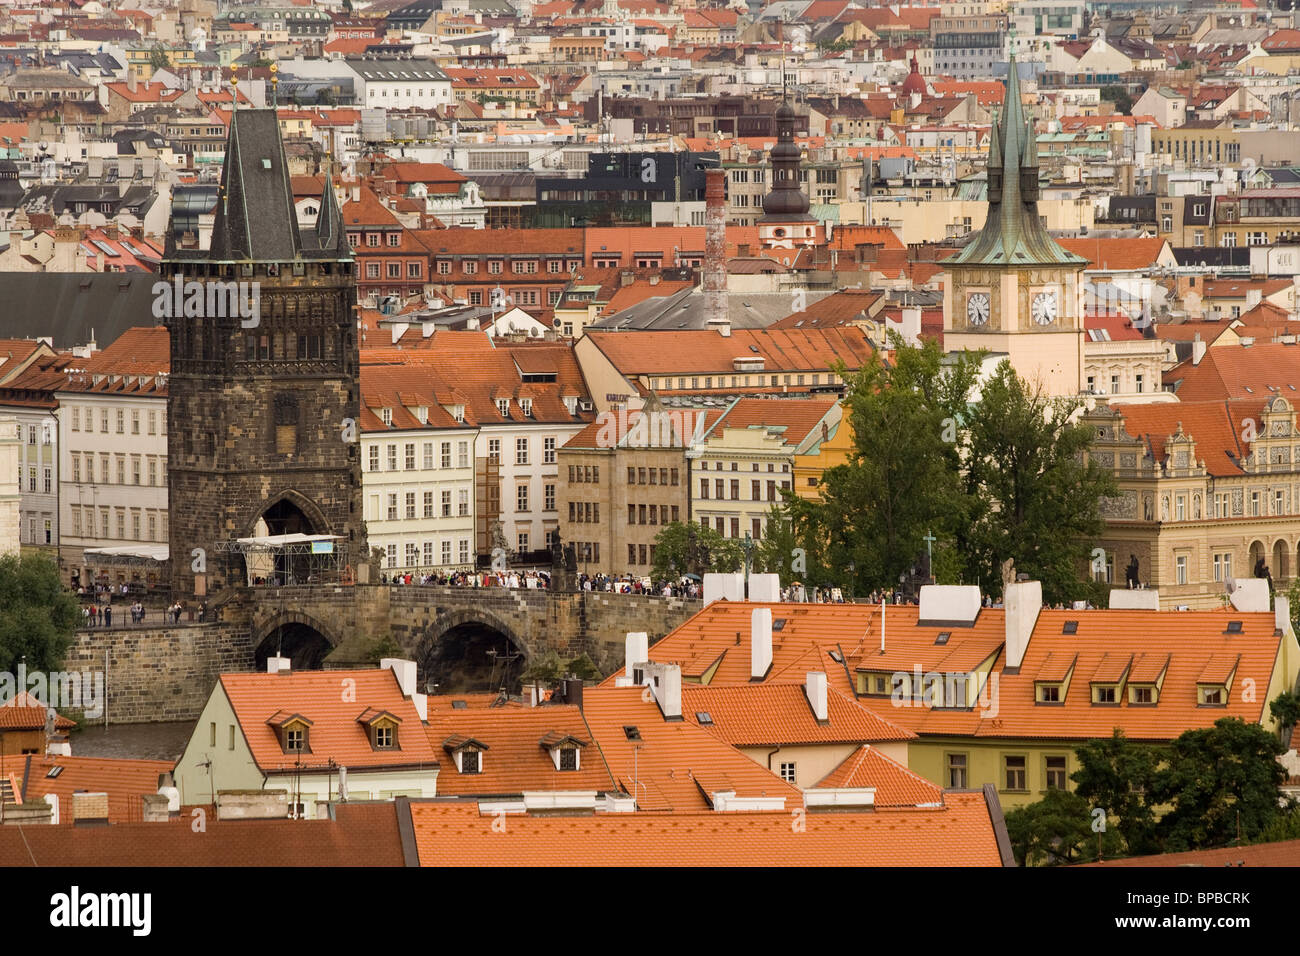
[1255,556,1274,591]
[1125,554,1140,589]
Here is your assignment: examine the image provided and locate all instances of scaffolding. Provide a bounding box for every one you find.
[213,534,351,587]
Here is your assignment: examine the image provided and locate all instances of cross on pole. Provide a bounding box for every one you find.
[923,531,936,583]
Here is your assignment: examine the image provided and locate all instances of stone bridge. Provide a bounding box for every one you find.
[66,585,701,724]
[233,584,699,693]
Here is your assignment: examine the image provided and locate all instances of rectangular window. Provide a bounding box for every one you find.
[779,762,796,783]
[516,438,529,465]
[387,444,397,470]
[441,442,452,468]
[387,494,398,521]
[488,439,500,464]
[1004,755,1027,791]
[405,444,416,470]
[1176,554,1188,585]
[457,441,469,468]
[946,753,967,789]
[405,492,416,520]
[1045,756,1067,790]
[543,437,556,464]
[71,407,79,431]
[442,490,452,517]
[517,484,529,511]
[544,483,555,511]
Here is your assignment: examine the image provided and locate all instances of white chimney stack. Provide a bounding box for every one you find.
[625,631,649,680]
[381,658,417,696]
[266,655,291,675]
[806,671,828,721]
[644,661,682,719]
[1003,579,1042,670]
[751,607,773,679]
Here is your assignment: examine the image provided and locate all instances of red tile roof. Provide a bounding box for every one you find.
[0,802,406,866]
[1056,236,1171,271]
[580,685,801,811]
[583,327,875,377]
[1106,397,1258,477]
[1164,343,1300,403]
[706,396,839,446]
[408,790,1006,865]
[815,744,945,807]
[15,753,172,824]
[217,669,440,773]
[56,327,169,395]
[425,703,617,795]
[1087,837,1300,866]
[681,682,914,747]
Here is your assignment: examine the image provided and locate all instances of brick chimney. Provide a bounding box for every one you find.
[703,167,727,332]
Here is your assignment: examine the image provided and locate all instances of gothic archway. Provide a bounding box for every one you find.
[253,610,341,671]
[415,608,529,696]
[243,490,331,585]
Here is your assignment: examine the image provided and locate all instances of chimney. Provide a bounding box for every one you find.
[751,606,773,680]
[71,791,109,827]
[127,69,137,93]
[1192,332,1206,365]
[703,167,728,332]
[562,676,584,709]
[381,657,416,696]
[645,662,682,719]
[1240,336,1255,347]
[625,631,649,681]
[266,655,291,674]
[620,269,635,287]
[709,316,732,337]
[1003,578,1042,671]
[1278,594,1292,635]
[351,185,361,203]
[140,793,170,822]
[805,671,828,721]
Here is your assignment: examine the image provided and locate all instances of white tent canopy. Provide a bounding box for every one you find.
[83,545,169,563]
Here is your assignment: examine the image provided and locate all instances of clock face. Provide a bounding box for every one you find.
[1032,291,1058,325]
[966,292,990,327]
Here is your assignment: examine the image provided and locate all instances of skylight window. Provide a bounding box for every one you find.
[623,725,641,740]
[46,766,64,779]
[696,712,713,725]
[772,618,787,631]
[1063,621,1078,634]
[451,699,468,709]
[934,632,950,645]
[1225,620,1243,634]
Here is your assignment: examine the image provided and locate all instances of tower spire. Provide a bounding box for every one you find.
[948,49,1085,268]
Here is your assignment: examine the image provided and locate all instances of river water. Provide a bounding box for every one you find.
[72,721,193,761]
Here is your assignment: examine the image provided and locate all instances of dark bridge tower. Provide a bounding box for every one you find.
[164,108,367,596]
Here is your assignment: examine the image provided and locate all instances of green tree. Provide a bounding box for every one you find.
[1270,690,1300,744]
[1071,729,1164,857]
[362,633,403,664]
[1100,84,1133,115]
[148,45,169,73]
[962,361,1116,604]
[0,553,79,676]
[650,521,742,581]
[790,334,984,595]
[1005,788,1123,866]
[1151,717,1288,851]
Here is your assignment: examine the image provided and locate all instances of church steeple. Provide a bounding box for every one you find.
[207,109,303,262]
[761,100,809,219]
[951,51,1085,268]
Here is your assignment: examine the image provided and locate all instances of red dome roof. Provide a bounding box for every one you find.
[900,55,926,97]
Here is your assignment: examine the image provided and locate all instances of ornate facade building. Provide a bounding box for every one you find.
[164,109,367,595]
[1085,395,1300,608]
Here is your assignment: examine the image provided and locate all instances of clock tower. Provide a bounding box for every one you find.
[943,52,1087,398]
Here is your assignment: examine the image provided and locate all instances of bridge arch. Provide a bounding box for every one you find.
[415,607,530,696]
[252,608,342,672]
[244,488,331,538]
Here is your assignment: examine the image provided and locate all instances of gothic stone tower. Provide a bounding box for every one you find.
[943,52,1089,398]
[164,109,366,595]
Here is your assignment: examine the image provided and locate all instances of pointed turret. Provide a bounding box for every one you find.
[310,154,349,256]
[950,51,1085,268]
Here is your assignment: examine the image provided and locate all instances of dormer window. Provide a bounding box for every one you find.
[380,407,392,426]
[453,405,465,423]
[266,712,314,755]
[520,398,533,417]
[1199,684,1226,706]
[1036,682,1063,704]
[563,396,577,415]
[357,708,402,751]
[443,735,488,773]
[1092,684,1118,704]
[496,398,510,417]
[415,406,428,424]
[539,732,589,770]
[1130,684,1157,705]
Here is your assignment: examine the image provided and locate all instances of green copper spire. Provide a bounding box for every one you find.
[951,50,1085,268]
